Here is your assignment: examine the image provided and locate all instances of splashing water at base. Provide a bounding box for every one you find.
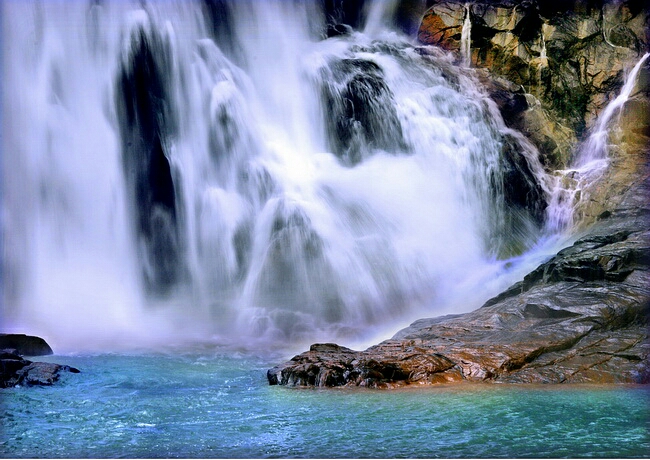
[2,0,570,352]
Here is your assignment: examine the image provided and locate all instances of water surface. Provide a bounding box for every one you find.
[2,352,648,458]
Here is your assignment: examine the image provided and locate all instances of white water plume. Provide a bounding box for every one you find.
[2,0,571,352]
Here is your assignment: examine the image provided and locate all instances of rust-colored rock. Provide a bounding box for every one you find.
[418,5,464,52]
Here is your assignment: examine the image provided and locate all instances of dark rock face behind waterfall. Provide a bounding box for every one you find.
[115,19,184,294]
[321,58,408,165]
[268,0,650,387]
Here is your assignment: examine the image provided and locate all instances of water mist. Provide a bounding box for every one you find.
[2,0,568,352]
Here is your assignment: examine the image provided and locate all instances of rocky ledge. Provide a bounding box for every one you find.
[268,171,650,387]
[1,334,80,388]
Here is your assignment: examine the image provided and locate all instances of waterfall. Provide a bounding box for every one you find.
[460,4,472,67]
[536,35,548,95]
[545,52,650,231]
[364,0,400,37]
[576,52,650,167]
[540,38,548,66]
[3,0,562,351]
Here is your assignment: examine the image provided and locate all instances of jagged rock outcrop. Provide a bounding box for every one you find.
[1,336,80,388]
[418,0,649,167]
[268,170,650,387]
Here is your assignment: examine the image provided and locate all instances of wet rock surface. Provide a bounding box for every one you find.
[269,1,649,389]
[1,336,80,388]
[268,173,650,387]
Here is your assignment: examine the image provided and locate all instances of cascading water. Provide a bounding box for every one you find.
[576,52,650,167]
[460,4,472,67]
[2,0,565,351]
[545,52,650,231]
[364,0,400,37]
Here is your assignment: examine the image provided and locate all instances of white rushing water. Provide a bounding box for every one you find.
[2,0,575,352]
[545,52,650,231]
[576,52,650,167]
[460,3,472,67]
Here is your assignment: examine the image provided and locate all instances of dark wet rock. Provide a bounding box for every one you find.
[499,132,548,228]
[321,58,408,165]
[1,356,80,388]
[323,0,368,31]
[0,334,53,356]
[201,0,240,61]
[327,23,354,38]
[15,362,80,387]
[268,342,457,388]
[115,15,184,294]
[268,174,650,387]
[1,337,80,388]
[1,350,29,388]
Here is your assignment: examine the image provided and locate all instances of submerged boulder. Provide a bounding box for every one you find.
[15,362,81,387]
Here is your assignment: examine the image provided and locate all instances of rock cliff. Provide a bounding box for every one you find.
[267,0,650,388]
[418,0,649,168]
[0,333,54,356]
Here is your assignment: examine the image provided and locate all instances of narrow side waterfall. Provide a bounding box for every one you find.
[539,37,548,66]
[545,52,650,231]
[576,52,650,167]
[3,0,569,351]
[460,4,472,66]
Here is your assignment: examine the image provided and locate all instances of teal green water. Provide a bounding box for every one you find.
[1,351,648,458]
